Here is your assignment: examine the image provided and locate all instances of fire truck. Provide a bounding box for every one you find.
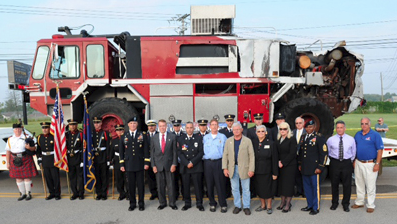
[10,5,365,137]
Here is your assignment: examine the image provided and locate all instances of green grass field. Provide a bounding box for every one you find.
[0,120,51,136]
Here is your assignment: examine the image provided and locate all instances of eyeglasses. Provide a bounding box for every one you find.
[361,123,369,125]
[256,130,265,133]
[295,122,302,124]
[279,128,288,131]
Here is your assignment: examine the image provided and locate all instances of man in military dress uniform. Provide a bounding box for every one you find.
[197,119,210,137]
[36,122,61,200]
[269,113,286,141]
[92,117,111,200]
[298,120,328,215]
[66,119,84,200]
[177,121,205,211]
[172,119,186,200]
[145,120,158,200]
[110,124,128,201]
[219,114,235,198]
[120,116,150,211]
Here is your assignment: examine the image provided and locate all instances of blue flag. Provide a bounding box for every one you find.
[83,98,96,192]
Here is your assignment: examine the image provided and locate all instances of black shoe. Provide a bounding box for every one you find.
[197,205,205,211]
[118,195,126,201]
[128,206,136,211]
[282,204,292,213]
[181,206,191,211]
[330,204,338,210]
[210,206,216,212]
[139,206,145,211]
[309,210,319,215]
[170,205,178,210]
[301,206,312,212]
[55,196,61,200]
[276,204,285,210]
[221,207,227,213]
[25,192,32,201]
[243,208,251,215]
[45,195,55,200]
[149,195,158,200]
[95,195,101,200]
[18,193,27,201]
[70,195,78,200]
[101,196,107,200]
[343,206,350,212]
[79,195,84,200]
[158,205,167,210]
[233,207,242,214]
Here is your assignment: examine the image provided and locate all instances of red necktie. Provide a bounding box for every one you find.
[161,134,166,154]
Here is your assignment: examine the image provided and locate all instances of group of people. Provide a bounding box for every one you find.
[5,113,384,215]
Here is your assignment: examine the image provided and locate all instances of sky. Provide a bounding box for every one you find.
[1,0,397,103]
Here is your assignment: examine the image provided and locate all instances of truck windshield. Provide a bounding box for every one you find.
[50,46,80,79]
[32,46,49,80]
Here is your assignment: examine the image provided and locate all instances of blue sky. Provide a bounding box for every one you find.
[1,0,397,102]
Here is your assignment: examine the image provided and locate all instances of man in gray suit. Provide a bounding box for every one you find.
[151,119,178,210]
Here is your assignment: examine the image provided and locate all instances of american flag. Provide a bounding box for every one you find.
[51,87,68,172]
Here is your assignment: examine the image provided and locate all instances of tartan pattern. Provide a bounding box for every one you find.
[9,155,38,179]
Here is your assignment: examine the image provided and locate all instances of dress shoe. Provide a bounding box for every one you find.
[95,195,101,200]
[170,205,178,210]
[197,205,205,211]
[233,207,242,214]
[128,206,136,211]
[367,208,375,213]
[101,196,107,200]
[79,195,85,200]
[221,207,227,213]
[139,206,145,211]
[157,205,167,210]
[330,204,338,210]
[276,204,285,210]
[149,195,158,200]
[181,206,191,211]
[282,205,291,213]
[343,206,350,212]
[45,195,55,200]
[243,208,251,215]
[301,206,312,212]
[255,206,265,212]
[118,195,126,201]
[55,196,61,200]
[210,206,216,212]
[267,208,273,214]
[351,204,364,209]
[309,210,319,215]
[18,193,27,201]
[25,192,32,201]
[70,195,78,200]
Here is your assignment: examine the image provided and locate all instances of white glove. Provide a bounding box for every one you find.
[109,165,114,170]
[80,163,83,167]
[107,161,110,166]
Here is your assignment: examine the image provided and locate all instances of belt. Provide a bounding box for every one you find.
[68,150,80,154]
[114,152,120,157]
[11,152,27,157]
[358,159,375,163]
[97,147,106,151]
[205,158,221,161]
[42,151,55,156]
[330,157,351,162]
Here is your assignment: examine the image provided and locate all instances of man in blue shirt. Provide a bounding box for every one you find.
[352,117,384,213]
[326,120,356,212]
[203,119,228,213]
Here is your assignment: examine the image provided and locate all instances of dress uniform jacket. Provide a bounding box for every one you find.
[92,130,110,164]
[177,134,204,174]
[37,134,55,168]
[219,127,234,139]
[119,131,150,171]
[298,132,328,175]
[66,131,83,166]
[197,131,209,138]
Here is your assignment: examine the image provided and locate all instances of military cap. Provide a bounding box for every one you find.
[275,112,286,120]
[305,120,315,128]
[67,119,78,125]
[198,119,208,125]
[12,123,22,129]
[128,116,138,123]
[146,120,157,126]
[224,114,235,121]
[115,124,125,131]
[172,119,182,126]
[40,122,51,128]
[254,113,263,120]
[92,116,102,123]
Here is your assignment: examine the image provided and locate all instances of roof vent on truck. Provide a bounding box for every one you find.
[190,5,235,36]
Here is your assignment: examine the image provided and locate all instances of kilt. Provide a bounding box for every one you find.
[9,154,38,179]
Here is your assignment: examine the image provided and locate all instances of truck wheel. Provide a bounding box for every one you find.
[281,98,334,138]
[88,98,138,137]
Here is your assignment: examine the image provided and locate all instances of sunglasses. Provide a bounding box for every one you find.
[279,128,288,131]
[256,130,265,133]
[361,123,369,125]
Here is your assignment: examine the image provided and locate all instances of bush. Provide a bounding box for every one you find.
[354,102,397,114]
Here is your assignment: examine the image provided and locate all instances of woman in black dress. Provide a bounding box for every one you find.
[253,125,278,214]
[275,122,297,213]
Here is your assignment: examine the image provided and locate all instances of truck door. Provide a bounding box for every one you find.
[238,83,271,123]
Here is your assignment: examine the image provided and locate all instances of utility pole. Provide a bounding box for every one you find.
[168,14,190,35]
[380,73,384,102]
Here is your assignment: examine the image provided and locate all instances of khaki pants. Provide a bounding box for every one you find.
[354,160,378,209]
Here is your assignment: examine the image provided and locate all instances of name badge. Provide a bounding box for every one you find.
[264,145,270,149]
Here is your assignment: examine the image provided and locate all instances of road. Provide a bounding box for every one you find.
[1,167,397,224]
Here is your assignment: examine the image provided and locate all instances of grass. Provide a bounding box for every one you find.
[0,120,51,136]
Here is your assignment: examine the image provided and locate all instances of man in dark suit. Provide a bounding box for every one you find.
[151,119,178,210]
[292,117,306,197]
[269,112,286,141]
[219,114,235,198]
[177,121,204,211]
[145,120,158,200]
[110,124,128,201]
[172,119,186,200]
[120,116,150,211]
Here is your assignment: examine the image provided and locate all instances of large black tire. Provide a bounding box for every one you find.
[281,98,334,138]
[88,98,138,131]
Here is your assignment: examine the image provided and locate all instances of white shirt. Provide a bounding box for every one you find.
[5,134,26,153]
[129,130,137,138]
[296,128,303,143]
[159,132,167,148]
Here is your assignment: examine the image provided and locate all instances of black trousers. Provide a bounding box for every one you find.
[181,172,203,207]
[127,170,145,207]
[94,162,109,197]
[174,164,184,199]
[114,158,128,196]
[204,159,227,207]
[44,167,60,197]
[145,164,157,196]
[69,164,84,196]
[329,158,353,207]
[156,170,176,207]
[295,162,304,195]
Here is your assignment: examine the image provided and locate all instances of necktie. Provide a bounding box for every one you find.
[161,134,166,154]
[305,134,310,141]
[339,136,344,160]
[297,130,301,143]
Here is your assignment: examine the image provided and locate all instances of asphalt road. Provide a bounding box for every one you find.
[1,167,397,224]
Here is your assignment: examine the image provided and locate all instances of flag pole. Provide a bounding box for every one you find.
[40,165,47,198]
[112,167,115,199]
[66,171,71,197]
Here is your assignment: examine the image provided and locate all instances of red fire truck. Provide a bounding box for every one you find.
[11,6,365,137]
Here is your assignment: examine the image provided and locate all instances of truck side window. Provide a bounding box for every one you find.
[32,46,49,80]
[50,46,80,79]
[87,45,105,78]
